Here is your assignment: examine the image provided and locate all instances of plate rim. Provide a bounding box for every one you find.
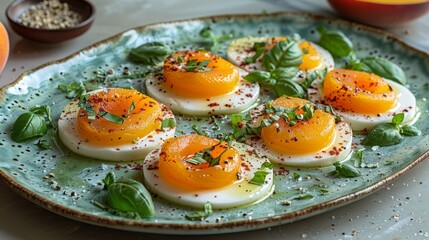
[0,11,428,234]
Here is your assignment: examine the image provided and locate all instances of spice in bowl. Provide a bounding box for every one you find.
[17,0,82,30]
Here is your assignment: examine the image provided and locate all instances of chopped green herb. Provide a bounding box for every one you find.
[57,81,86,98]
[249,171,270,186]
[293,172,301,180]
[35,139,51,150]
[99,111,124,124]
[292,194,314,200]
[314,104,341,123]
[185,202,213,221]
[244,42,268,63]
[184,59,212,72]
[191,124,205,136]
[249,161,273,186]
[319,189,329,194]
[161,119,176,129]
[124,101,135,118]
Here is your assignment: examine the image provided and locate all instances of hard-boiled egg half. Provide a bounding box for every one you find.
[226,37,334,81]
[145,50,260,116]
[58,88,176,161]
[246,96,353,167]
[143,134,274,209]
[308,69,418,132]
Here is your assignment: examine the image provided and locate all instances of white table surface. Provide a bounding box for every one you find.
[0,0,428,239]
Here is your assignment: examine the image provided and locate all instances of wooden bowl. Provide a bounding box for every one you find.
[328,0,429,28]
[6,0,96,44]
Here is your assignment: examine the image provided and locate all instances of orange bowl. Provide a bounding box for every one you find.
[328,0,429,28]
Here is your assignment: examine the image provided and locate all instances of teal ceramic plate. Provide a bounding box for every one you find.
[0,12,428,235]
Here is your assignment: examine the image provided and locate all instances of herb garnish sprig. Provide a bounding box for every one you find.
[317,26,407,85]
[243,37,327,98]
[362,113,421,147]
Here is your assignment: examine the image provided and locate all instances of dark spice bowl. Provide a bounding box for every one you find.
[6,0,96,44]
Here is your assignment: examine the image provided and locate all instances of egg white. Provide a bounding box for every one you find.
[226,36,335,82]
[58,90,176,161]
[244,105,353,167]
[142,142,274,209]
[145,67,260,116]
[308,78,418,132]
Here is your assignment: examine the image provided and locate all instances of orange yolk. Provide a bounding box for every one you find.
[261,96,336,154]
[265,38,322,70]
[158,134,242,191]
[299,41,322,70]
[163,50,240,98]
[323,69,397,114]
[77,88,162,146]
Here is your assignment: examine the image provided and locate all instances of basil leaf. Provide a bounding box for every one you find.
[362,123,403,146]
[271,67,298,81]
[107,178,155,218]
[129,42,172,66]
[392,113,405,125]
[99,111,124,124]
[333,162,361,178]
[244,71,274,85]
[358,57,407,85]
[58,81,86,99]
[317,27,353,57]
[11,112,47,142]
[274,80,305,98]
[185,202,213,221]
[29,105,53,127]
[92,200,141,220]
[400,125,421,136]
[262,40,303,71]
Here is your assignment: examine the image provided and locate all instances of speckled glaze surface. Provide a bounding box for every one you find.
[0,12,428,235]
